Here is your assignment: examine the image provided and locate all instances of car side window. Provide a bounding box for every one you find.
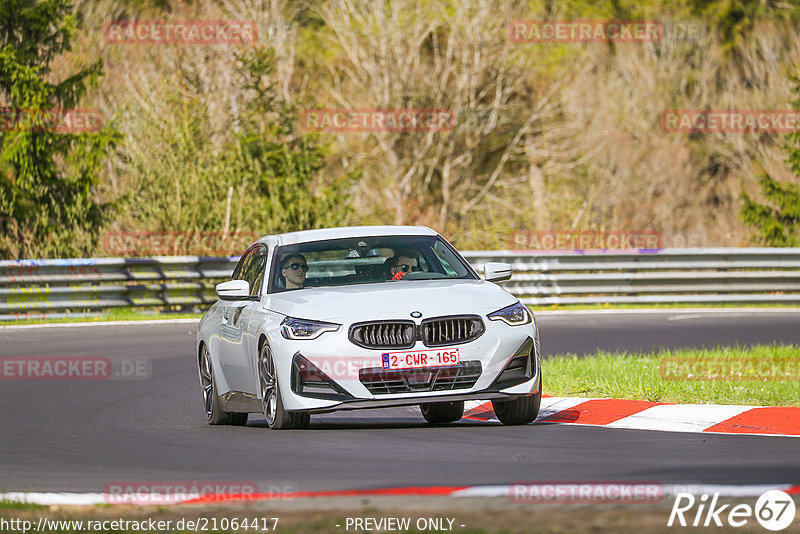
[246,246,268,298]
[231,246,267,297]
[231,248,254,281]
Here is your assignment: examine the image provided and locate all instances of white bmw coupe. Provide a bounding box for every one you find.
[197,225,541,429]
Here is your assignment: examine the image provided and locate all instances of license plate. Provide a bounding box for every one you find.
[381,348,460,371]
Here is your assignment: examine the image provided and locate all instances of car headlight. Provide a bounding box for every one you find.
[488,301,532,326]
[280,317,340,340]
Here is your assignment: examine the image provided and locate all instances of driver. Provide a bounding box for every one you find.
[388,250,418,280]
[281,253,308,290]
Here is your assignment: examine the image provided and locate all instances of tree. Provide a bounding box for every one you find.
[234,47,357,233]
[113,45,355,246]
[0,0,117,259]
[741,71,800,246]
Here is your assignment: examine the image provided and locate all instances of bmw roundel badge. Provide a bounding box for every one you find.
[410,311,422,318]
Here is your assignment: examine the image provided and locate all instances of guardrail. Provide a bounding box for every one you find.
[0,257,237,321]
[1,248,799,320]
[464,248,800,306]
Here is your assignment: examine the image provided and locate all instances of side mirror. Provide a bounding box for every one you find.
[484,262,512,282]
[216,279,251,300]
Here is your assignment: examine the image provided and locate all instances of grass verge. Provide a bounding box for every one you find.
[0,307,204,325]
[542,344,800,406]
[2,302,798,326]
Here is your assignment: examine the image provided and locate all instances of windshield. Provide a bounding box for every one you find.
[268,235,477,293]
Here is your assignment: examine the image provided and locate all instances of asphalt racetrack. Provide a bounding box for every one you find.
[1,310,799,494]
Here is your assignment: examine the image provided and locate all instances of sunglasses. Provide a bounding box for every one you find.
[286,263,309,272]
[397,264,418,273]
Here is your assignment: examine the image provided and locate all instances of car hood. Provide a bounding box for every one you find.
[264,279,517,322]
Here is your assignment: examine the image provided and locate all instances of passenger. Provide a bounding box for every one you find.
[281,253,308,290]
[388,250,418,280]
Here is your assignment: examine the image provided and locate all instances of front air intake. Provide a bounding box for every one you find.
[421,315,485,347]
[349,320,416,349]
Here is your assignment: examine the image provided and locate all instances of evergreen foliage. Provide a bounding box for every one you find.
[118,47,356,243]
[0,0,118,258]
[741,71,800,246]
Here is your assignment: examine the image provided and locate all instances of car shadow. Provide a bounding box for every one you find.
[244,418,542,430]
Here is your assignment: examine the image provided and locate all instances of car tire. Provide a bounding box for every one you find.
[420,401,464,424]
[199,343,248,426]
[259,342,309,430]
[292,412,311,429]
[491,376,542,426]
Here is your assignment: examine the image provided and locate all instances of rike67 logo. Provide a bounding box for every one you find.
[668,490,796,531]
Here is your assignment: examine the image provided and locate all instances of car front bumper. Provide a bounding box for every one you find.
[271,317,541,412]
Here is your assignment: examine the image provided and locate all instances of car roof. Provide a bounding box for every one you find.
[258,225,439,246]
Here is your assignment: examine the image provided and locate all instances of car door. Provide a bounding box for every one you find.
[235,244,270,396]
[219,245,267,394]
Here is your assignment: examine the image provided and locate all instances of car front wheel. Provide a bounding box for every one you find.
[420,401,464,424]
[258,342,309,430]
[491,376,542,425]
